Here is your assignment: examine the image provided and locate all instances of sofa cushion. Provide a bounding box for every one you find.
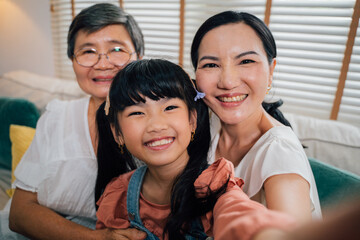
[285,113,360,175]
[6,124,36,197]
[0,97,39,170]
[309,158,360,211]
[0,70,86,113]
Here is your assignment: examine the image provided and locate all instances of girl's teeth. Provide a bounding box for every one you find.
[219,95,247,102]
[147,138,173,147]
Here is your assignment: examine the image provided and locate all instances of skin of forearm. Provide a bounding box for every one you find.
[9,202,101,240]
[252,228,288,240]
[9,190,102,240]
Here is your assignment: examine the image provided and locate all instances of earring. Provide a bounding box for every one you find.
[119,143,124,154]
[191,130,195,141]
[266,85,272,94]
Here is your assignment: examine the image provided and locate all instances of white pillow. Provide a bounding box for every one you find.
[0,70,86,113]
[284,113,360,175]
[3,70,84,97]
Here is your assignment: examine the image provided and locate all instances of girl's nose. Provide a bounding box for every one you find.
[147,114,168,133]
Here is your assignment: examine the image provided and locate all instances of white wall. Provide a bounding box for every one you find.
[0,0,54,76]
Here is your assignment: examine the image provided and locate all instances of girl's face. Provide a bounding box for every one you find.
[117,97,197,169]
[72,24,137,103]
[195,23,276,125]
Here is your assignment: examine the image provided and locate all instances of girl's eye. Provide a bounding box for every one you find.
[165,105,178,111]
[199,63,218,69]
[240,59,255,64]
[128,111,143,116]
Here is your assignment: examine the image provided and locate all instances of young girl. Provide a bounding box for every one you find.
[95,59,295,240]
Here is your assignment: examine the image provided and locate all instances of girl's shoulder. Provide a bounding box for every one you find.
[97,170,135,207]
[104,171,135,193]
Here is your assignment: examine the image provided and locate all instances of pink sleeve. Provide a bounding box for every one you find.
[213,187,296,240]
[195,158,296,239]
[96,174,132,229]
[195,157,245,234]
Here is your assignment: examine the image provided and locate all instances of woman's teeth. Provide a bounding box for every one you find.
[218,95,247,102]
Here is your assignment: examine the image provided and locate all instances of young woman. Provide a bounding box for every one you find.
[5,3,146,240]
[191,11,322,223]
[95,59,296,240]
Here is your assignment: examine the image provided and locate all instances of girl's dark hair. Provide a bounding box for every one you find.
[67,3,144,59]
[96,59,226,239]
[191,11,291,127]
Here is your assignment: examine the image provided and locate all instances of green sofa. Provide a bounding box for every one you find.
[0,97,40,209]
[309,157,360,210]
[0,97,40,170]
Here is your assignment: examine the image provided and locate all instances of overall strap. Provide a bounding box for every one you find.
[127,166,160,240]
[186,218,210,240]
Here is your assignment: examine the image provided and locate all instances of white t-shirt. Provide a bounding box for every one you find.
[13,97,97,220]
[209,115,322,219]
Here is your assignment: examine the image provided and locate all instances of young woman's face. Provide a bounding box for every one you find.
[117,97,196,168]
[72,24,137,103]
[195,23,276,125]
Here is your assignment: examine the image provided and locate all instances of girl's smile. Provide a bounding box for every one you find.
[117,97,197,168]
[144,137,175,150]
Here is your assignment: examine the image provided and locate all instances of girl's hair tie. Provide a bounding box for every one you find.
[194,90,205,101]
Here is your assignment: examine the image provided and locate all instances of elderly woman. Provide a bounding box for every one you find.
[3,3,146,240]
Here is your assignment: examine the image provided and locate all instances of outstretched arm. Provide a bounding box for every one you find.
[264,173,312,224]
[9,188,146,240]
[212,186,296,240]
[214,186,360,240]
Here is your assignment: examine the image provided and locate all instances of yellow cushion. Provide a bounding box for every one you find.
[6,124,36,197]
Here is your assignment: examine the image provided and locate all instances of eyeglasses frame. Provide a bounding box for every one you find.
[73,47,136,68]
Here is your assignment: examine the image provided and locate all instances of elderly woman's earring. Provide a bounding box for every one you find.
[191,130,195,141]
[266,85,272,94]
[118,143,124,154]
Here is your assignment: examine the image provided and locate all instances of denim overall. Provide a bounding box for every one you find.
[127,165,209,240]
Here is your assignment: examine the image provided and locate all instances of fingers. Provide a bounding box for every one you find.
[112,228,147,240]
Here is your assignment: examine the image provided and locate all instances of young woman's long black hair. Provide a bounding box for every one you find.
[96,59,226,239]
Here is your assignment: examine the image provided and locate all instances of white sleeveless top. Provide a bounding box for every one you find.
[208,115,322,219]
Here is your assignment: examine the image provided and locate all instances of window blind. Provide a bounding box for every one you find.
[50,0,359,127]
[122,0,181,64]
[267,0,358,125]
[339,22,360,124]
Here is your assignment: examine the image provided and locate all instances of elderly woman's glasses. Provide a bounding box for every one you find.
[74,47,135,67]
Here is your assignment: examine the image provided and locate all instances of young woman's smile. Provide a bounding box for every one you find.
[195,22,275,125]
[216,93,248,107]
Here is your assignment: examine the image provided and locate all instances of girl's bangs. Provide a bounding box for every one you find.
[110,60,188,110]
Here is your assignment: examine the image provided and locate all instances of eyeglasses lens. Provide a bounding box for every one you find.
[75,47,131,67]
